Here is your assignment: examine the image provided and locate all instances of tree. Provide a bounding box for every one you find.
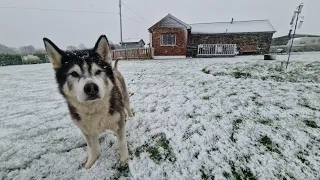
[19,45,36,54]
[0,44,17,54]
[35,48,46,54]
[66,46,77,51]
[78,43,86,50]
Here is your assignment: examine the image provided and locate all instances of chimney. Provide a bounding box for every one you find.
[231,18,234,24]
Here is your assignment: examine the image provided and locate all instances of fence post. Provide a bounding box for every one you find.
[138,48,140,59]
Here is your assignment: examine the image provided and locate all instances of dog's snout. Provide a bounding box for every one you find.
[84,83,99,96]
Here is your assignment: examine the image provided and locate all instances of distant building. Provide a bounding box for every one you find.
[148,13,276,59]
[120,39,145,49]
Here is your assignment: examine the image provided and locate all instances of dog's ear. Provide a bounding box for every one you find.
[93,35,112,64]
[43,38,63,69]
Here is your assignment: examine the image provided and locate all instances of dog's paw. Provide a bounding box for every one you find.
[120,153,130,163]
[84,160,95,169]
[84,156,98,169]
[127,113,134,118]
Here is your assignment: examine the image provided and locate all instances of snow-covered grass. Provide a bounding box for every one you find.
[0,52,320,180]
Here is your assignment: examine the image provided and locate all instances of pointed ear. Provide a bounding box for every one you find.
[93,35,112,64]
[43,38,63,69]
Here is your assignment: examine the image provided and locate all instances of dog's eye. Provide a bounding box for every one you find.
[70,71,79,77]
[95,70,102,75]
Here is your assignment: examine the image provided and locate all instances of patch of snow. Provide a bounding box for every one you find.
[0,52,319,179]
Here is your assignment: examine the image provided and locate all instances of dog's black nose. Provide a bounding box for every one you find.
[84,83,99,96]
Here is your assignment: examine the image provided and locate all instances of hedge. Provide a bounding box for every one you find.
[270,45,320,53]
[0,53,49,66]
[0,54,22,66]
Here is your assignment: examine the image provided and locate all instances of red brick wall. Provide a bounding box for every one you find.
[151,28,187,56]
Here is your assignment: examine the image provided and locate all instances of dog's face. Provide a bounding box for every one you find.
[43,35,115,103]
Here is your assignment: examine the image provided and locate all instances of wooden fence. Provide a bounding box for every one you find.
[112,47,154,60]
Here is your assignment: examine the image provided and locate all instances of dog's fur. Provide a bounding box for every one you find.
[43,35,133,169]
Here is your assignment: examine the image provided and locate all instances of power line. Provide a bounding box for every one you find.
[0,6,118,14]
[120,1,149,23]
[0,6,139,23]
[122,16,140,23]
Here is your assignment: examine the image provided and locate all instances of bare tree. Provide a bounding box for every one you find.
[78,43,86,50]
[66,46,77,51]
[19,45,36,54]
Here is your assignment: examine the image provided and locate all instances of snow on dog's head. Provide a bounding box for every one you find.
[43,35,115,103]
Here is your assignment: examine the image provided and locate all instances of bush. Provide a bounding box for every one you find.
[0,54,22,66]
[22,55,41,64]
[33,53,49,63]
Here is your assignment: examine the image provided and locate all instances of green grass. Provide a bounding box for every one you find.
[275,103,291,110]
[230,161,257,180]
[202,96,210,100]
[231,118,243,142]
[135,133,176,164]
[259,119,272,125]
[202,68,211,74]
[232,71,251,79]
[215,114,222,119]
[228,92,237,97]
[304,120,318,128]
[259,135,281,154]
[200,168,215,180]
[131,108,136,116]
[213,72,228,76]
[111,163,130,179]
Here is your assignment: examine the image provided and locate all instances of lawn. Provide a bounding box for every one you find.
[0,52,319,179]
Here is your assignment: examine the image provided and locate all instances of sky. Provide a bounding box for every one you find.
[0,0,319,49]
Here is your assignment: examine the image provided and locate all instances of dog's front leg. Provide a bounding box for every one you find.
[84,133,100,169]
[116,114,129,163]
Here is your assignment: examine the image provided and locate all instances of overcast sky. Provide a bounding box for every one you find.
[0,0,319,49]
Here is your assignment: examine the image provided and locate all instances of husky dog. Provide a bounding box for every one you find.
[43,35,133,169]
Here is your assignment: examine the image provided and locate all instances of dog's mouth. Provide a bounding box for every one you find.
[85,95,101,101]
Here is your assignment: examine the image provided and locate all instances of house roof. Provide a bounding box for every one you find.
[148,13,191,31]
[120,39,145,45]
[189,20,276,34]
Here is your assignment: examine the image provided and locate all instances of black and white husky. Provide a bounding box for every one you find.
[43,35,133,169]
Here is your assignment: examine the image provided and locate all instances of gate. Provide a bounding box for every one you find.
[197,44,237,57]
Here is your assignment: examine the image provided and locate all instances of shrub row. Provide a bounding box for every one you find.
[0,53,49,66]
[270,45,320,53]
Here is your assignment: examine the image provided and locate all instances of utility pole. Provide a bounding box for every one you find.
[286,2,304,69]
[119,0,123,49]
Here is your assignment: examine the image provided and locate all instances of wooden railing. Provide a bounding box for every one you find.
[197,44,237,57]
[112,47,154,60]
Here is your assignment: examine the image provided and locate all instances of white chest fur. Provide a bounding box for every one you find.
[75,110,120,134]
[68,95,120,134]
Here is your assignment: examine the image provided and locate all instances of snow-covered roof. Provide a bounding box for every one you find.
[166,14,191,29]
[149,13,191,31]
[189,20,276,34]
[122,39,143,43]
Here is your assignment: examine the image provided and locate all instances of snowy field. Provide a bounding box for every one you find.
[0,52,320,180]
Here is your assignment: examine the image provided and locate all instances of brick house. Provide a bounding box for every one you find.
[148,14,190,59]
[148,14,276,58]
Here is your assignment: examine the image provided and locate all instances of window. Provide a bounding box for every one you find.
[161,34,176,46]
